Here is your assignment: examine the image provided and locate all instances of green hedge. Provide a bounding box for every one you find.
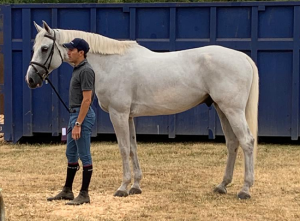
[0,0,293,4]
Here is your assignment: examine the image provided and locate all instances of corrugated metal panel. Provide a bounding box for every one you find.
[1,2,300,142]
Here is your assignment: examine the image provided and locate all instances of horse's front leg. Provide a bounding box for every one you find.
[128,117,142,195]
[109,110,131,197]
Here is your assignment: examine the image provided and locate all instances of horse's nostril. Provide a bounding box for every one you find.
[29,77,34,84]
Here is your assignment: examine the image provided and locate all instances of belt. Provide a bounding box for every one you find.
[70,105,81,109]
[69,106,92,113]
[69,107,80,113]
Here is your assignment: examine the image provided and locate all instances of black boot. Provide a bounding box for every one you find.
[47,163,79,201]
[65,190,90,205]
[66,165,93,205]
[47,186,74,201]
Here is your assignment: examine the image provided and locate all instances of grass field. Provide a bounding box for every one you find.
[1,139,300,221]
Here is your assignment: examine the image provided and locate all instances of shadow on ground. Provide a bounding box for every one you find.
[13,133,300,145]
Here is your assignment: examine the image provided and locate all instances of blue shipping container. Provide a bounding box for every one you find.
[0,2,300,142]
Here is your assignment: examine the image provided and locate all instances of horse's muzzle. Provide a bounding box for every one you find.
[26,76,43,89]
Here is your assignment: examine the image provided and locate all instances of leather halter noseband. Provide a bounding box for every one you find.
[30,30,64,82]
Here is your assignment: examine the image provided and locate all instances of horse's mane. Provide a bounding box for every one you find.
[34,29,137,55]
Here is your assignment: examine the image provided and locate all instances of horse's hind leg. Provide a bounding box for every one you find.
[128,117,143,195]
[220,106,255,199]
[109,110,131,197]
[214,104,239,194]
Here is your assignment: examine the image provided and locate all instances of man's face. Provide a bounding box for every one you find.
[67,48,84,64]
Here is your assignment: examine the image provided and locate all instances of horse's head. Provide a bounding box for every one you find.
[25,21,66,89]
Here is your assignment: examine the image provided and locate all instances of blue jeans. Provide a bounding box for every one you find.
[66,107,96,166]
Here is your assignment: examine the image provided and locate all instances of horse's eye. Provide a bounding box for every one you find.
[41,47,48,53]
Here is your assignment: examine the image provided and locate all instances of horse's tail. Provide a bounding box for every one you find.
[245,56,259,162]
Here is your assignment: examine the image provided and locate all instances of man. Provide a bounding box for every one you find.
[47,38,96,205]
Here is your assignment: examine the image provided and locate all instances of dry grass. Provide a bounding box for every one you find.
[1,139,300,221]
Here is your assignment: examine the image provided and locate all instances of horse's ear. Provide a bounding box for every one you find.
[34,21,43,33]
[42,20,52,34]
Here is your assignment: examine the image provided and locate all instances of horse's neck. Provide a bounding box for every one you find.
[58,29,137,55]
[86,53,109,84]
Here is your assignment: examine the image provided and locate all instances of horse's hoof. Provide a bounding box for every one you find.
[214,185,227,194]
[129,188,142,195]
[237,191,251,199]
[113,190,128,197]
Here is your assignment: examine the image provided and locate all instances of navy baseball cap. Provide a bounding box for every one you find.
[63,38,90,54]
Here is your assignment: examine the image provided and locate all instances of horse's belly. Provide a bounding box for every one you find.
[130,92,208,117]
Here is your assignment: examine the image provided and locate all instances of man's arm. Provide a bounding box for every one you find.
[72,90,92,140]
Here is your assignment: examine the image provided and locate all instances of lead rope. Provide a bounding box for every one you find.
[45,77,73,113]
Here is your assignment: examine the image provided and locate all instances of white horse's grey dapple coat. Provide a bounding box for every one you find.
[25,21,259,199]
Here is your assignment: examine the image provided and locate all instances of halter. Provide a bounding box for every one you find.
[30,30,64,82]
[30,30,73,113]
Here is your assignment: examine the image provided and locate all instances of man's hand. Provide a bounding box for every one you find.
[72,126,81,140]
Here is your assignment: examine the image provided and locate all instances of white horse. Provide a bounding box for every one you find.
[25,21,259,199]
